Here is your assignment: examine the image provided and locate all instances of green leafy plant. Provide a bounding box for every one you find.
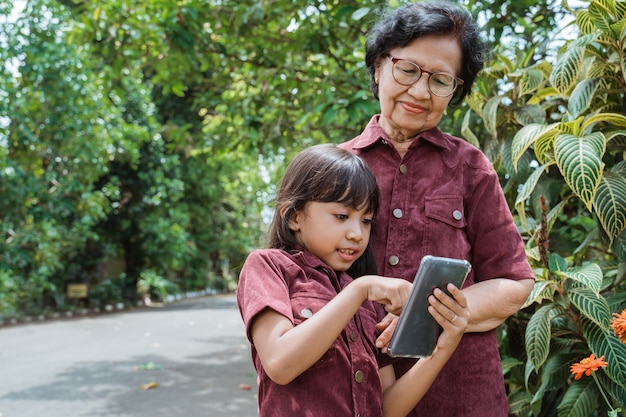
[136,270,180,303]
[467,0,626,414]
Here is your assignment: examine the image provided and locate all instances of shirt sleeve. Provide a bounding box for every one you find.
[465,160,533,282]
[236,249,296,343]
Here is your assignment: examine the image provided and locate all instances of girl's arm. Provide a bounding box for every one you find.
[251,275,411,385]
[379,284,469,417]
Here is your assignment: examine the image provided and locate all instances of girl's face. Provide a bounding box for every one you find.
[289,201,373,272]
[375,35,462,141]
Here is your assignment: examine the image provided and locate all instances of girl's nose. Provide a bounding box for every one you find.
[346,222,364,241]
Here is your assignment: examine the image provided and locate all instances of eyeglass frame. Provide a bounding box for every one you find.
[387,55,464,97]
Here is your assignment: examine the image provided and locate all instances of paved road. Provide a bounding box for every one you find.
[0,294,258,417]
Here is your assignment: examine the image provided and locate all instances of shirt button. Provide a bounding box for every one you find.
[399,164,408,174]
[350,331,358,342]
[453,210,463,221]
[301,308,313,319]
[389,255,399,266]
[393,208,403,218]
[354,370,364,383]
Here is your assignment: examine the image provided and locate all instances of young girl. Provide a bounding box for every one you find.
[237,144,468,417]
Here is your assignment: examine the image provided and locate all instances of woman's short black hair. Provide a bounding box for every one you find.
[267,144,379,276]
[365,0,487,105]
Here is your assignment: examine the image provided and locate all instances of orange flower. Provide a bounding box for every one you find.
[611,309,626,344]
[570,354,608,380]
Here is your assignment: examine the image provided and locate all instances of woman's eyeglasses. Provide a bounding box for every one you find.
[387,56,463,97]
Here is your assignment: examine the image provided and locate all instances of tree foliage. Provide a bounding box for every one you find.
[1,0,625,413]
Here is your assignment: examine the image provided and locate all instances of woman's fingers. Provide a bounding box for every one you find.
[429,285,469,328]
[375,313,398,351]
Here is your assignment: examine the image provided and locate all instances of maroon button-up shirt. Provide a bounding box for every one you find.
[237,248,389,417]
[340,116,534,417]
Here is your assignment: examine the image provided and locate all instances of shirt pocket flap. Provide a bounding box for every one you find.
[425,195,466,229]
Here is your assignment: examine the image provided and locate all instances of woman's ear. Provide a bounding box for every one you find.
[374,57,383,84]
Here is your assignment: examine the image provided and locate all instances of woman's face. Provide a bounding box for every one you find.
[375,35,462,141]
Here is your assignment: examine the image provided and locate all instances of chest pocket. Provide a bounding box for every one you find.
[424,195,468,258]
[425,195,466,228]
[290,292,338,370]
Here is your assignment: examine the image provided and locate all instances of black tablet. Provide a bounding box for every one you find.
[387,255,471,358]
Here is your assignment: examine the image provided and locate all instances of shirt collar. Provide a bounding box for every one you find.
[290,246,345,285]
[350,115,454,153]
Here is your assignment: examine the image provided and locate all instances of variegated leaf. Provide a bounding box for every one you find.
[514,105,546,126]
[616,0,626,18]
[611,228,626,260]
[532,353,578,405]
[622,48,626,82]
[528,86,558,105]
[605,130,626,143]
[593,171,626,243]
[544,199,569,235]
[526,245,540,262]
[568,286,611,330]
[525,304,554,369]
[575,9,596,35]
[522,280,556,309]
[611,20,626,43]
[582,317,626,387]
[554,132,605,211]
[568,78,601,119]
[561,263,603,294]
[550,44,585,95]
[549,253,569,273]
[582,112,626,131]
[511,123,559,169]
[483,95,503,139]
[588,1,613,33]
[461,110,480,148]
[519,69,545,96]
[556,378,598,417]
[515,163,553,232]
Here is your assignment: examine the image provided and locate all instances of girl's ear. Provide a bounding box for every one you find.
[281,206,301,232]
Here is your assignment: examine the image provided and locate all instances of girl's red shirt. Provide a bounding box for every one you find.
[237,248,390,417]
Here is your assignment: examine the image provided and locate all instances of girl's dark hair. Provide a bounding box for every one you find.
[366,0,487,105]
[267,144,379,276]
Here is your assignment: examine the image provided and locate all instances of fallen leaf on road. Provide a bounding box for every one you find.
[239,383,252,390]
[134,362,163,371]
[141,381,159,390]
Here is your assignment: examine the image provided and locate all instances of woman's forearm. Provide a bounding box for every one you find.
[463,278,534,332]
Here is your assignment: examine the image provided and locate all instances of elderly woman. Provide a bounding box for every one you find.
[340,1,535,416]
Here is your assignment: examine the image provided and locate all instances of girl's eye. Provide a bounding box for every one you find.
[362,218,373,226]
[335,214,348,220]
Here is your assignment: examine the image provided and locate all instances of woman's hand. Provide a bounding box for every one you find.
[428,283,469,351]
[375,313,398,352]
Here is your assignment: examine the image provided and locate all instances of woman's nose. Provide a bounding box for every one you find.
[407,75,431,98]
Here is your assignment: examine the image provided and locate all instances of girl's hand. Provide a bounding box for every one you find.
[359,276,412,315]
[428,283,469,351]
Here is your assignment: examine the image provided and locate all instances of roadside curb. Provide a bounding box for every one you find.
[0,289,229,329]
